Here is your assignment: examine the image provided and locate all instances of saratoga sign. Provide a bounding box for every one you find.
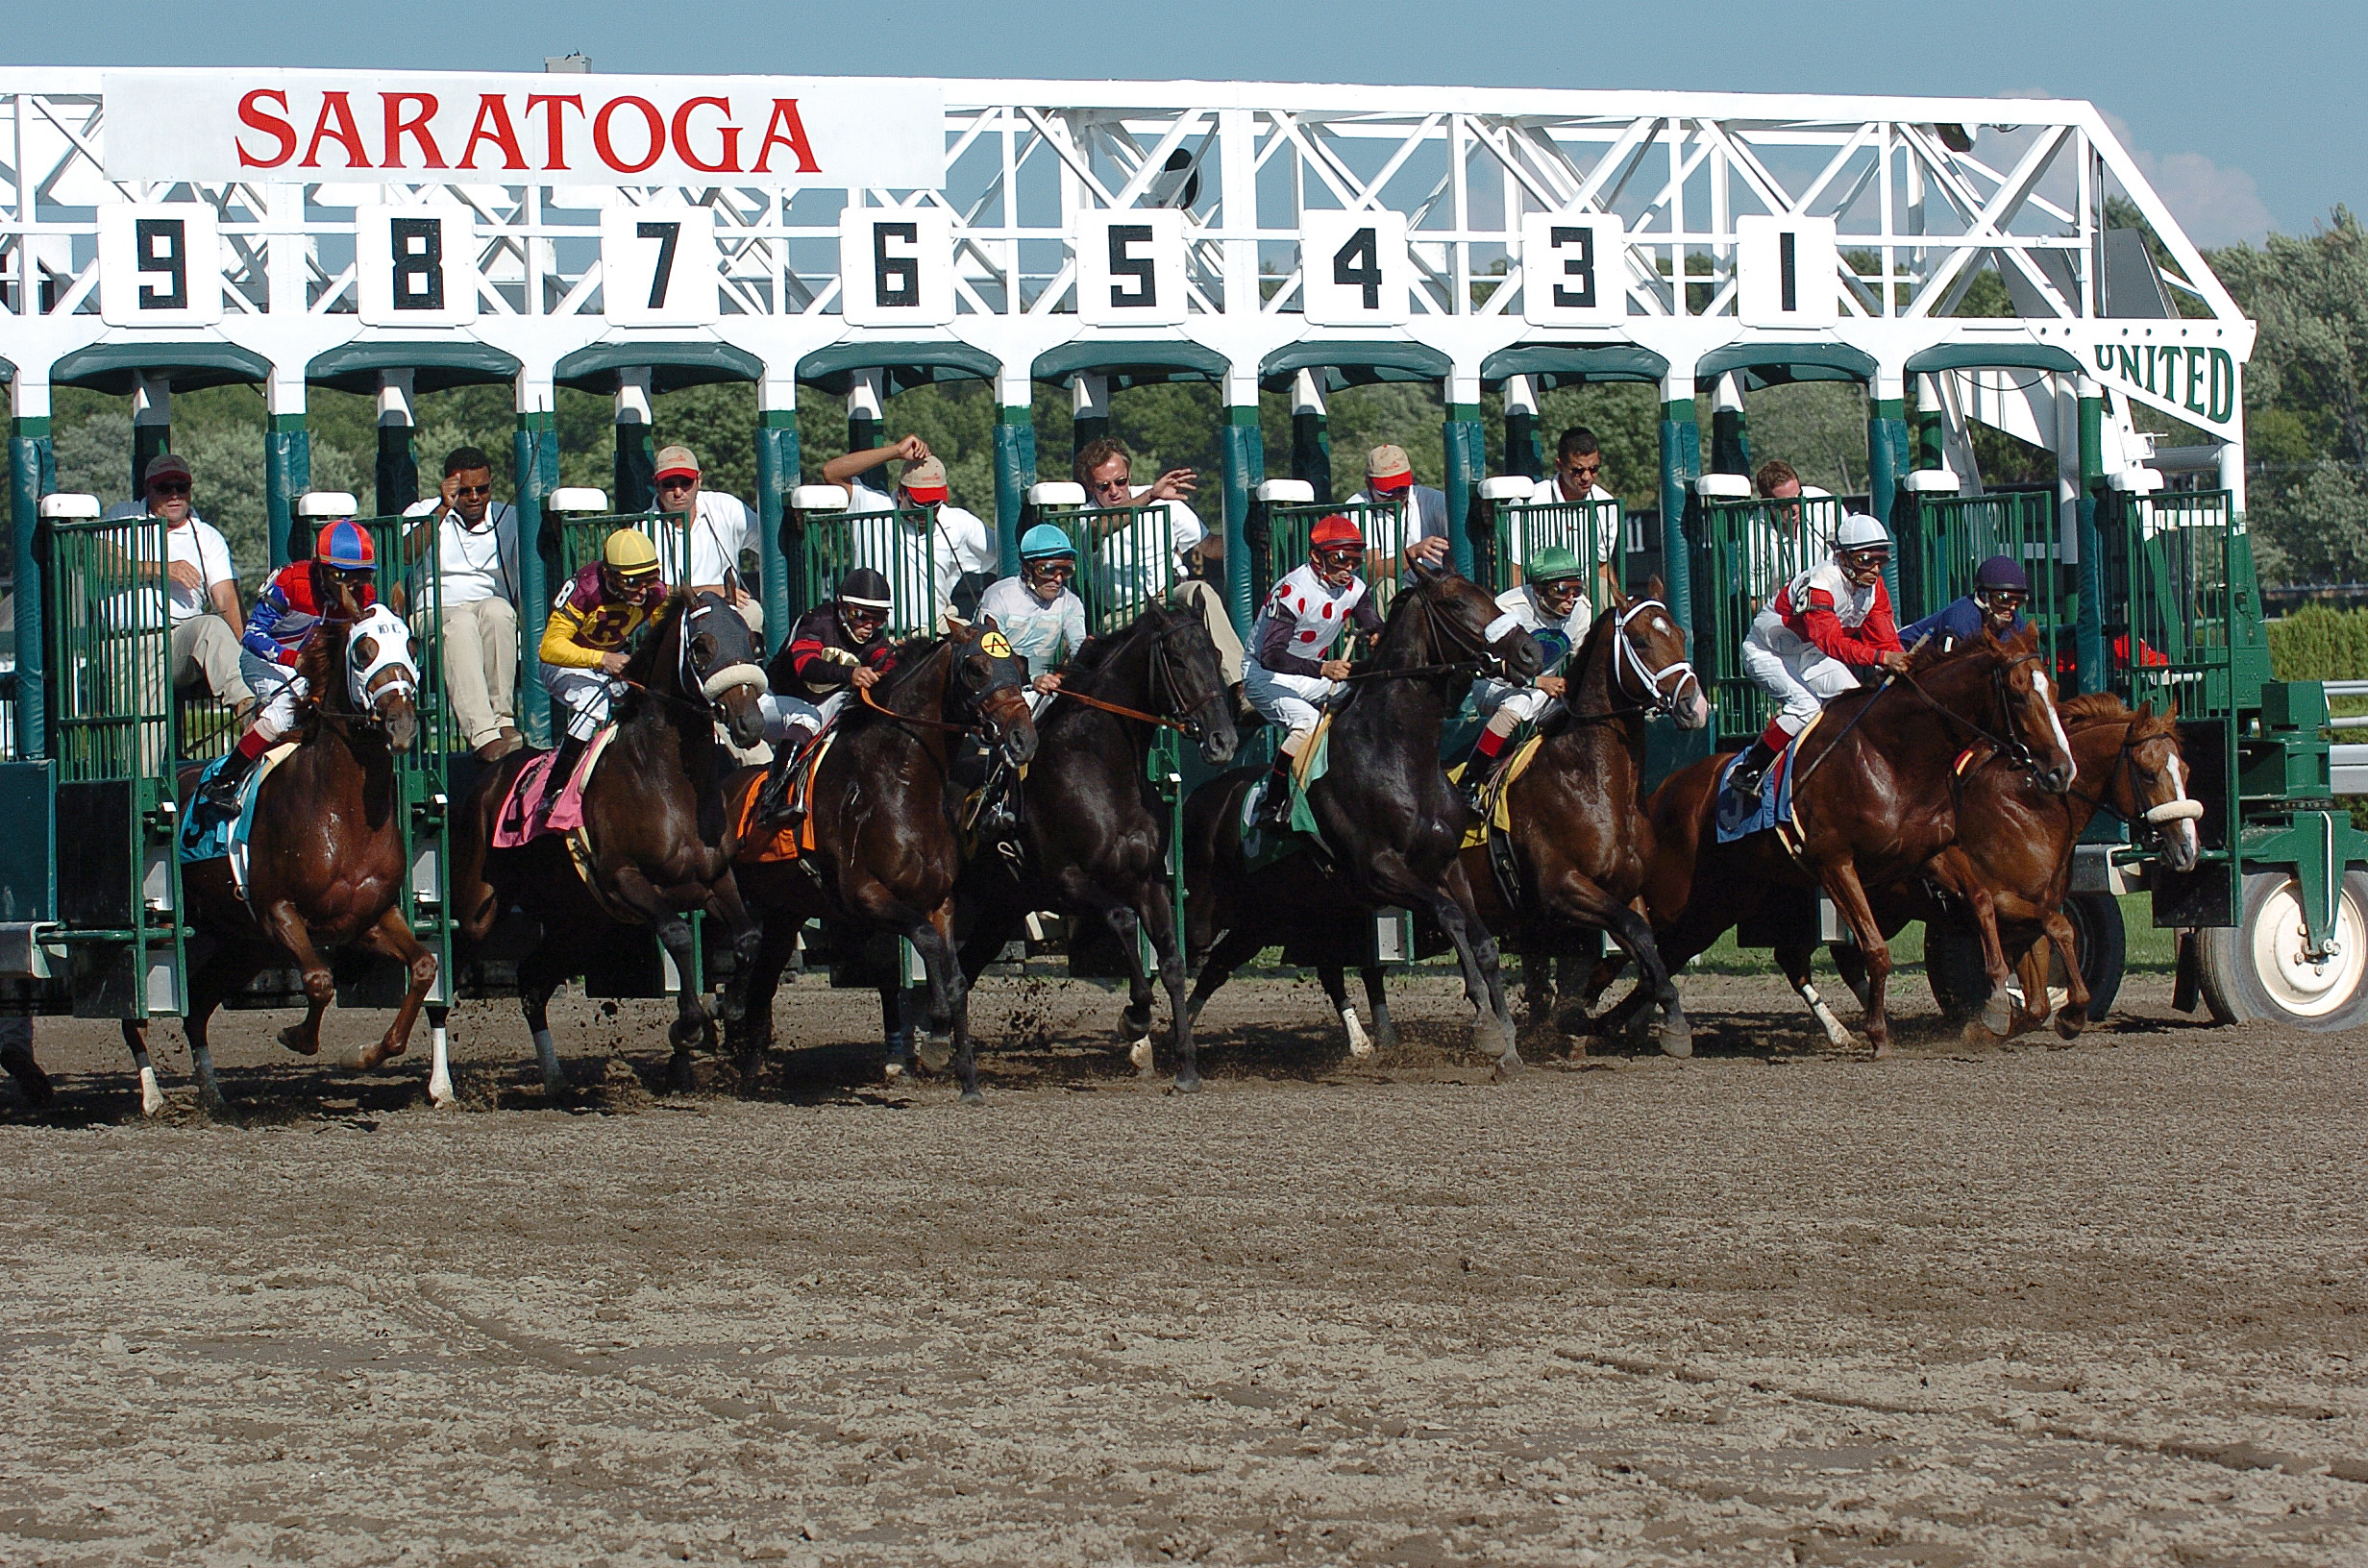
[101,71,945,188]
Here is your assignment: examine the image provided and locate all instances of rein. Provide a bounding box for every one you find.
[1338,582,1498,683]
[1789,643,2034,793]
[858,680,975,733]
[1054,687,1186,730]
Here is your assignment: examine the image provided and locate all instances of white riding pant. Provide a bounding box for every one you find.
[1243,662,1340,745]
[1471,677,1552,729]
[544,666,626,744]
[238,652,309,742]
[1739,615,1862,736]
[757,690,828,747]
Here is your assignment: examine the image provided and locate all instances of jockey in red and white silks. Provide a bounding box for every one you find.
[1243,513,1383,828]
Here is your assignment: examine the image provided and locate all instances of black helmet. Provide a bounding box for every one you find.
[837,567,894,616]
[1975,554,2030,594]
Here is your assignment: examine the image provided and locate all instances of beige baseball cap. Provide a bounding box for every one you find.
[654,445,701,480]
[1366,443,1414,492]
[900,455,950,502]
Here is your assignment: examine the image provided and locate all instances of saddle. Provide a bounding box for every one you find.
[492,725,620,849]
[1236,715,1338,872]
[732,730,837,865]
[178,743,301,903]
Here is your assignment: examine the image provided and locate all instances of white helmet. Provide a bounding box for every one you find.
[1833,513,1890,551]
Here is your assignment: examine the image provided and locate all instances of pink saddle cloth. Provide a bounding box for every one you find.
[491,728,613,848]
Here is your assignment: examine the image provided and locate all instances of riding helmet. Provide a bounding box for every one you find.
[1309,514,1364,549]
[1020,523,1077,560]
[1975,554,2031,593]
[837,567,894,613]
[314,519,375,570]
[1833,513,1891,551]
[1527,545,1586,584]
[602,529,662,578]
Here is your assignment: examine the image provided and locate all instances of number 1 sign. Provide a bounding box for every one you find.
[98,205,222,327]
[1299,210,1410,327]
[601,206,719,326]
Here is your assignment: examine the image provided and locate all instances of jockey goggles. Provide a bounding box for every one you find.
[1024,556,1077,584]
[1314,543,1365,571]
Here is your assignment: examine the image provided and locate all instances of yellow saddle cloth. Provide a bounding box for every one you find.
[1453,734,1546,849]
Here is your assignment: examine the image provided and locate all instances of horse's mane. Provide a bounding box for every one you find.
[293,585,356,714]
[2057,691,2131,725]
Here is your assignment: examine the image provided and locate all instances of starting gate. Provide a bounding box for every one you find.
[1900,488,2068,670]
[1691,491,1845,747]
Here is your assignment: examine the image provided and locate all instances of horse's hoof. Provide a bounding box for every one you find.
[1127,1036,1155,1075]
[960,1089,985,1106]
[1120,1006,1152,1041]
[917,1034,954,1074]
[1171,1072,1203,1095]
[1657,1025,1694,1059]
[138,1068,168,1118]
[428,1076,457,1111]
[882,1061,906,1083]
[734,1049,767,1087]
[359,1038,407,1070]
[1370,1021,1399,1053]
[1492,1047,1526,1081]
[1871,1039,1895,1061]
[277,1028,319,1057]
[2054,1012,2087,1041]
[1982,995,2014,1038]
[667,1054,698,1095]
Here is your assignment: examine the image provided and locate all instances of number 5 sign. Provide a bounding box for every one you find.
[601,207,718,326]
[1521,213,1627,328]
[1073,209,1187,327]
[98,206,222,327]
[1299,210,1410,327]
[354,207,480,326]
[839,208,954,327]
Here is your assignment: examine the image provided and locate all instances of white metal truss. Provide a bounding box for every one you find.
[0,71,2253,439]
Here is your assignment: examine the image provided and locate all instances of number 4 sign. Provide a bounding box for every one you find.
[98,205,222,327]
[600,207,718,327]
[1300,210,1410,327]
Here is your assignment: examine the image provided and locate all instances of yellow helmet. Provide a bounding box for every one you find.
[602,529,661,578]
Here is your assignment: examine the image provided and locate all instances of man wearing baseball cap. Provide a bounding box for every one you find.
[1346,444,1452,577]
[102,452,252,723]
[824,436,998,623]
[651,444,765,634]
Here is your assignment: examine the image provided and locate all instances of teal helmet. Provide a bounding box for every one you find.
[1020,523,1077,561]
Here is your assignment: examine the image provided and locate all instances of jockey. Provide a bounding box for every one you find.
[752,568,900,825]
[194,515,379,821]
[1902,553,2030,650]
[1460,545,1590,804]
[535,529,671,827]
[1729,512,1909,801]
[1244,513,1382,830]
[974,524,1088,712]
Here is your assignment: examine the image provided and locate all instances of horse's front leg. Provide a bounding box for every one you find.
[1057,870,1158,1075]
[1401,856,1517,1077]
[913,899,981,1103]
[703,869,763,1026]
[357,906,439,1079]
[1184,927,1261,1023]
[1820,862,1895,1058]
[1361,965,1398,1052]
[1314,962,1371,1060]
[259,901,334,1059]
[607,867,712,1090]
[121,1018,166,1116]
[1931,848,2014,1038]
[1136,882,1199,1092]
[2042,911,2092,1038]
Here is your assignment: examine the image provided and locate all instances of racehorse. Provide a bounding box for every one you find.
[1615,625,2076,1057]
[122,591,434,1114]
[1459,583,1713,1057]
[1181,568,1545,1076]
[451,590,769,1095]
[952,605,1237,1090]
[725,621,1036,1103]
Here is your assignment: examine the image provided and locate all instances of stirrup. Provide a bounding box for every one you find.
[1728,763,1768,801]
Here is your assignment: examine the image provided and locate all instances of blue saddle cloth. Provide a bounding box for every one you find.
[177,751,269,878]
[1714,737,1803,845]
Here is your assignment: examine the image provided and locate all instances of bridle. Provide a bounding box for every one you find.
[860,635,1033,753]
[1892,649,2060,772]
[1607,598,1701,718]
[1051,615,1228,739]
[2063,724,2204,836]
[614,594,765,722]
[1341,577,1519,684]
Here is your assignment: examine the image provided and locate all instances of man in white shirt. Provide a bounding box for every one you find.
[1347,443,1452,579]
[401,446,520,760]
[823,440,998,625]
[651,444,766,635]
[103,453,251,718]
[1511,427,1623,610]
[1076,437,1243,684]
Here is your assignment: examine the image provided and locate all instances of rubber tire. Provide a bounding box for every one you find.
[2197,870,2368,1032]
[1921,894,2125,1024]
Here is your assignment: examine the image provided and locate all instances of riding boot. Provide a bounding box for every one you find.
[194,735,264,823]
[752,731,809,827]
[535,732,591,831]
[1726,733,1784,802]
[1256,756,1295,829]
[1462,726,1513,810]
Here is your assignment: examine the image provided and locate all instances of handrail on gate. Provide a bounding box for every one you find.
[787,486,943,639]
[1478,475,1625,599]
[1692,487,1846,746]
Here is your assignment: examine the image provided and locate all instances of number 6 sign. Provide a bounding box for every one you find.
[601,206,718,327]
[839,208,954,327]
[98,205,222,327]
[1299,210,1410,326]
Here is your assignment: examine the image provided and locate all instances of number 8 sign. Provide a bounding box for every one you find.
[1299,210,1410,327]
[601,207,718,327]
[355,207,479,327]
[98,205,221,327]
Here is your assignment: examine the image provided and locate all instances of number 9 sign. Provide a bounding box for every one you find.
[99,205,222,327]
[1299,210,1410,327]
[601,207,719,326]
[354,207,480,327]
[840,208,954,327]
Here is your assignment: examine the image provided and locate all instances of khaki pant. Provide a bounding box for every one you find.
[441,597,520,750]
[1169,579,1245,685]
[172,614,251,705]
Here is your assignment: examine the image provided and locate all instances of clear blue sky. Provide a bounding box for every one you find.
[10,0,2353,248]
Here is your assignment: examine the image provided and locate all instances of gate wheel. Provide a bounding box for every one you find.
[2198,870,2368,1032]
[1920,893,2126,1026]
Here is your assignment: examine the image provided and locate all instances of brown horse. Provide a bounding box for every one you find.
[1619,625,2076,1056]
[725,622,1036,1103]
[123,594,434,1114]
[1182,569,1545,1075]
[1460,582,1713,1057]
[452,590,770,1095]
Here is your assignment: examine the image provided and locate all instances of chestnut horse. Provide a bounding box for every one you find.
[123,594,434,1114]
[452,590,770,1095]
[726,622,1036,1103]
[1616,626,2076,1056]
[1181,569,1545,1075]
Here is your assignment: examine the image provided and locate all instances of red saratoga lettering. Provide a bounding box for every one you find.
[458,95,527,171]
[524,94,583,170]
[670,95,741,174]
[752,98,821,175]
[592,96,665,173]
[300,91,372,169]
[382,92,446,169]
[235,88,296,168]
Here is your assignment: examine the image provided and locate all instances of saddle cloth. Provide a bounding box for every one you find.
[492,725,620,849]
[179,743,300,903]
[1714,709,1824,846]
[1234,711,1340,870]
[730,731,837,865]
[1453,734,1548,850]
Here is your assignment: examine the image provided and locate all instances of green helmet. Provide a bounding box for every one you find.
[1020,523,1077,561]
[1527,545,1586,584]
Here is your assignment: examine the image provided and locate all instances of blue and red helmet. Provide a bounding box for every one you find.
[314,519,375,572]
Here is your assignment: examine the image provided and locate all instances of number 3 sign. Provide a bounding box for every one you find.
[98,205,222,327]
[601,206,718,326]
[1520,212,1626,328]
[1299,210,1410,327]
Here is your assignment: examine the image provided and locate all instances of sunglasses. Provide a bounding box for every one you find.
[1028,562,1077,580]
[452,483,493,498]
[149,480,191,495]
[1562,460,1603,476]
[654,476,697,491]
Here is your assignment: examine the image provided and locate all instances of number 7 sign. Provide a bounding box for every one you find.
[601,207,718,327]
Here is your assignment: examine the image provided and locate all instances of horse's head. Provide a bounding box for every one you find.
[342,601,419,750]
[2116,700,2202,870]
[1607,576,1711,729]
[1407,563,1544,684]
[678,592,769,748]
[1974,625,2076,796]
[951,618,1037,768]
[1148,604,1238,766]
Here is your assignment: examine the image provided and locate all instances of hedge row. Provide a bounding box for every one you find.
[2269,605,2368,684]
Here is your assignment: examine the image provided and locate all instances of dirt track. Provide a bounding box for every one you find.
[4,968,2367,1565]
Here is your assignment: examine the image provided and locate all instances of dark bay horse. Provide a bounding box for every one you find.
[1459,583,1712,1058]
[726,622,1035,1103]
[124,595,434,1114]
[1182,569,1545,1075]
[953,605,1237,1090]
[452,590,769,1094]
[1616,626,2076,1057]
